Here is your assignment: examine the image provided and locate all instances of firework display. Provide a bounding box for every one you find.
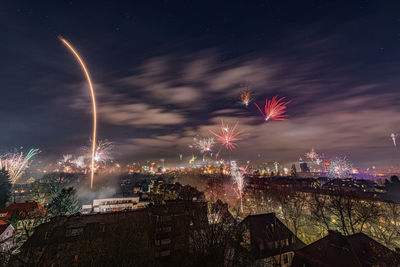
[327,156,353,179]
[92,140,113,163]
[240,89,252,107]
[230,161,247,211]
[73,156,86,169]
[63,154,72,162]
[54,140,115,174]
[254,96,290,122]
[59,36,97,189]
[391,133,398,147]
[189,154,197,165]
[81,139,114,169]
[209,121,245,151]
[305,148,322,165]
[0,148,40,184]
[192,137,214,153]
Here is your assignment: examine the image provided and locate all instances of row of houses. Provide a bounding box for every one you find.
[249,176,387,200]
[6,199,400,266]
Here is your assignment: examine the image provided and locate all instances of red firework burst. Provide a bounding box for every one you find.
[209,121,244,151]
[254,96,290,122]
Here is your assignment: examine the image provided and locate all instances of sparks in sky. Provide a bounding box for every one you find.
[0,148,40,184]
[254,96,291,122]
[305,148,322,165]
[193,137,215,153]
[209,121,245,151]
[230,161,247,212]
[63,154,72,162]
[59,36,97,189]
[240,89,252,107]
[391,133,398,147]
[72,156,86,169]
[84,139,113,164]
[189,154,197,165]
[327,156,353,179]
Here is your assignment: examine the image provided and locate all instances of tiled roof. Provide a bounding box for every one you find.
[241,213,305,259]
[292,230,400,267]
[2,202,47,220]
[0,220,11,236]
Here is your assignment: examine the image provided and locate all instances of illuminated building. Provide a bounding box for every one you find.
[81,197,149,213]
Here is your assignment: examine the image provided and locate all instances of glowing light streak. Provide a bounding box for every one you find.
[59,36,97,189]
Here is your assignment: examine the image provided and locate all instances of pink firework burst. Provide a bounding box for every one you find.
[254,96,291,122]
[209,121,245,151]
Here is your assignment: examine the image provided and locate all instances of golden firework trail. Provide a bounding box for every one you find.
[59,36,97,189]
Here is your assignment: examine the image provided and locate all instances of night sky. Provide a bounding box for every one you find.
[2,1,400,168]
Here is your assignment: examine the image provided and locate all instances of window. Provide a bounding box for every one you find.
[285,238,289,246]
[66,228,83,237]
[163,226,172,232]
[160,250,170,256]
[283,253,288,264]
[161,239,171,245]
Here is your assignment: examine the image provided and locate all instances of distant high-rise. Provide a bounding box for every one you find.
[291,164,297,177]
[300,162,310,172]
[274,161,280,175]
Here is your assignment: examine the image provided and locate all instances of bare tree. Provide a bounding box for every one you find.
[364,202,400,249]
[309,191,331,233]
[272,189,307,238]
[188,200,250,267]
